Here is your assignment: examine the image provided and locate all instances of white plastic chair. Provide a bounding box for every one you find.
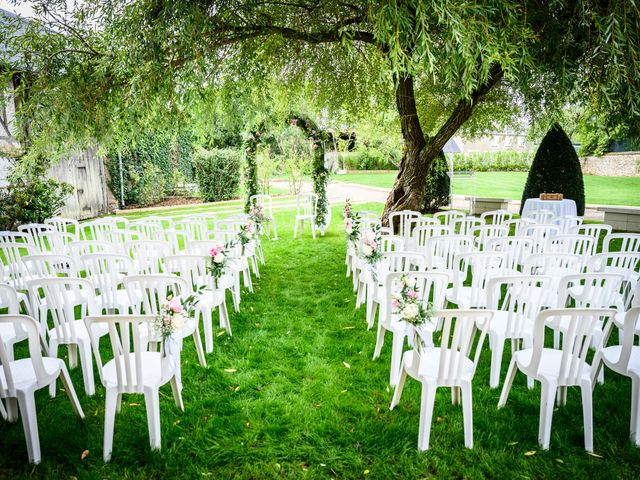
[498,308,616,452]
[472,225,508,250]
[0,284,27,361]
[411,225,452,252]
[486,275,554,388]
[0,314,85,464]
[165,254,230,353]
[390,309,494,450]
[22,254,77,279]
[434,210,466,226]
[480,209,512,225]
[603,233,640,254]
[373,271,449,386]
[446,252,507,308]
[405,217,440,248]
[524,224,561,254]
[250,194,278,240]
[1,242,38,291]
[424,235,474,271]
[80,220,114,242]
[35,231,76,254]
[452,216,485,236]
[570,224,613,254]
[81,253,134,314]
[125,240,172,274]
[123,274,206,368]
[592,306,640,446]
[546,234,595,258]
[84,314,183,462]
[486,236,533,274]
[174,219,208,243]
[388,210,421,238]
[553,215,583,234]
[503,218,537,237]
[17,224,56,251]
[524,209,555,224]
[293,192,318,239]
[45,217,80,240]
[129,219,164,241]
[26,277,104,396]
[0,231,33,245]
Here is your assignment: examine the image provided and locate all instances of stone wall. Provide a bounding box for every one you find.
[580,152,640,177]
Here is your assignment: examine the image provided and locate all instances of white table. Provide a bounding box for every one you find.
[522,198,577,218]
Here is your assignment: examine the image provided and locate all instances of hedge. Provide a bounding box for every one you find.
[193,147,242,202]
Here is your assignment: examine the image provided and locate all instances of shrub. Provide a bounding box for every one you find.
[193,148,242,202]
[450,151,531,172]
[421,151,450,213]
[520,123,585,215]
[0,157,74,230]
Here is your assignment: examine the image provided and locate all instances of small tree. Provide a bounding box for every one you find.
[520,124,585,215]
[421,151,450,214]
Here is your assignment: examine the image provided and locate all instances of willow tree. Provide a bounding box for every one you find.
[2,1,639,222]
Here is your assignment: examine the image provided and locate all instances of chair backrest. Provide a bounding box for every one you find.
[185,240,219,256]
[377,252,426,285]
[26,277,98,343]
[472,225,508,250]
[174,219,208,242]
[503,218,536,237]
[412,225,453,250]
[600,306,640,372]
[487,275,554,338]
[0,283,19,313]
[129,220,163,241]
[17,223,56,250]
[424,235,474,271]
[486,236,534,272]
[525,209,555,224]
[586,252,640,282]
[452,216,485,236]
[123,274,189,315]
[0,314,48,396]
[553,215,583,235]
[85,315,173,393]
[0,242,38,289]
[250,194,274,218]
[557,273,624,309]
[388,210,420,237]
[380,235,405,253]
[386,270,450,311]
[164,254,214,291]
[22,254,77,278]
[103,229,141,250]
[296,193,318,217]
[524,224,561,253]
[571,224,613,253]
[0,231,32,245]
[434,210,466,226]
[414,309,494,385]
[124,240,172,274]
[451,251,507,307]
[81,253,135,310]
[528,308,616,385]
[66,240,113,263]
[523,252,582,277]
[80,220,114,241]
[45,217,80,239]
[35,231,76,254]
[546,234,595,257]
[603,233,640,254]
[480,209,512,225]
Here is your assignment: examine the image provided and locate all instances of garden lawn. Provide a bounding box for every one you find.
[334,172,640,206]
[1,204,639,479]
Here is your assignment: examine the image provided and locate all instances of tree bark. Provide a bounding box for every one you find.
[381,63,504,224]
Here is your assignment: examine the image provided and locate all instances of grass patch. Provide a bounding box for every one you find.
[334,172,640,206]
[1,204,639,478]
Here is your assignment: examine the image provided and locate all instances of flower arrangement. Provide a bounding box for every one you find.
[360,224,383,265]
[154,293,200,346]
[343,199,361,242]
[249,204,266,226]
[207,242,233,279]
[391,275,434,328]
[237,221,255,253]
[343,198,353,219]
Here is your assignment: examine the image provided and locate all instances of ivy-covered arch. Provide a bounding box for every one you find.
[243,114,330,230]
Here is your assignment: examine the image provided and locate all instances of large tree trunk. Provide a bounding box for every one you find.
[381,64,504,225]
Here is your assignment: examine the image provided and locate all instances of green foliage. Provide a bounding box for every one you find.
[0,157,73,230]
[244,132,260,212]
[193,148,242,202]
[451,152,532,172]
[256,145,278,195]
[520,124,585,215]
[342,147,399,170]
[105,133,194,207]
[421,151,450,214]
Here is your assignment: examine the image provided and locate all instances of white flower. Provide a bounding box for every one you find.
[172,313,185,331]
[401,303,420,320]
[362,244,373,256]
[213,252,226,263]
[403,276,417,288]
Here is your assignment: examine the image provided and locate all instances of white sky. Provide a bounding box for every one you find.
[0,1,35,17]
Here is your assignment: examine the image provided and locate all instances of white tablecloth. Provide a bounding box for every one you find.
[522,198,577,218]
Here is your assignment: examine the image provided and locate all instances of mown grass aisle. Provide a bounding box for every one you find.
[1,204,639,479]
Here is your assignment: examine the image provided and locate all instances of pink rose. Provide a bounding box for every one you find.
[168,297,183,314]
[391,298,400,309]
[406,290,418,299]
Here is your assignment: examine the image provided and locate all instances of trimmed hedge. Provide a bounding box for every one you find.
[450,151,531,172]
[520,124,585,215]
[421,151,450,213]
[193,148,242,202]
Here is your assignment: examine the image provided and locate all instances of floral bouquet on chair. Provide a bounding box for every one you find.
[155,293,200,355]
[344,200,361,243]
[207,242,235,280]
[237,221,256,254]
[360,225,383,265]
[392,275,434,348]
[249,204,267,233]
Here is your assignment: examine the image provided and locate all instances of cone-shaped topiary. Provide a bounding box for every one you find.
[421,151,450,213]
[520,123,585,215]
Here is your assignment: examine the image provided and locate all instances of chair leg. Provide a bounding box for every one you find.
[170,375,184,412]
[17,391,40,464]
[489,335,505,389]
[418,383,437,451]
[59,363,85,418]
[293,218,298,239]
[49,341,59,398]
[461,381,474,448]
[0,398,6,421]
[581,381,594,452]
[373,322,385,360]
[202,309,214,354]
[68,343,78,369]
[367,299,378,331]
[5,397,18,422]
[389,332,405,387]
[192,326,207,368]
[631,376,640,445]
[538,380,557,450]
[390,361,408,410]
[103,388,118,462]
[143,388,162,451]
[78,340,95,396]
[498,358,518,408]
[311,222,316,239]
[220,301,231,336]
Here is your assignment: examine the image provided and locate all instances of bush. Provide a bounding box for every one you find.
[450,151,531,172]
[340,147,399,170]
[0,157,74,230]
[520,124,585,215]
[193,148,242,202]
[421,151,450,214]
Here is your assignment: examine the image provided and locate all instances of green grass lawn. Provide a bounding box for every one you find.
[334,172,640,206]
[1,204,639,479]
